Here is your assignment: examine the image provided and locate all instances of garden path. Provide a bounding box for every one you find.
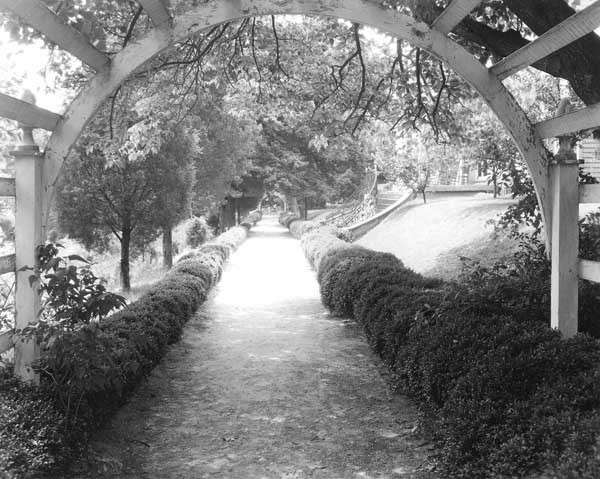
[73,217,435,479]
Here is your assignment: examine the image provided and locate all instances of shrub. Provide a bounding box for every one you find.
[186,216,212,248]
[300,226,349,270]
[316,245,370,284]
[320,255,369,311]
[0,226,251,478]
[0,368,82,478]
[242,210,262,227]
[434,330,600,478]
[279,212,300,229]
[281,213,600,478]
[326,252,404,318]
[33,243,126,329]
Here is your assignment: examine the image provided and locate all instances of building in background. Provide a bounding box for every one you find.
[578,138,600,180]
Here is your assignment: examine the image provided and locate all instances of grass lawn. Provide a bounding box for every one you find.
[356,194,520,279]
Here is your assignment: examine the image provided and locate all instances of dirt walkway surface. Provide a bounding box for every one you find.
[72,218,435,479]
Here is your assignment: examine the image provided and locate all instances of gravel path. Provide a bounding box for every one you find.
[72,218,435,479]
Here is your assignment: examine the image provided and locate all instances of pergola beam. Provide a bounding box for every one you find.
[580,184,600,204]
[0,178,16,197]
[0,93,61,131]
[491,1,600,80]
[0,254,16,275]
[138,0,171,27]
[535,102,600,138]
[580,259,600,283]
[431,0,482,35]
[0,0,110,72]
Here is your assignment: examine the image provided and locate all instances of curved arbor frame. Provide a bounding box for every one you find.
[1,0,600,381]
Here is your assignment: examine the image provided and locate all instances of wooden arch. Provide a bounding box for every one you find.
[3,0,600,380]
[41,0,552,237]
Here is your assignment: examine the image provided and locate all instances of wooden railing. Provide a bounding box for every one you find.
[0,176,16,355]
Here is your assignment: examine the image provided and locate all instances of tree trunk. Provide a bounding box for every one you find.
[218,205,225,233]
[304,196,308,220]
[421,189,427,204]
[162,225,173,270]
[493,174,498,199]
[289,196,299,215]
[120,227,131,292]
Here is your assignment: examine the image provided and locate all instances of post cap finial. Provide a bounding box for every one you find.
[20,89,36,106]
[17,89,38,149]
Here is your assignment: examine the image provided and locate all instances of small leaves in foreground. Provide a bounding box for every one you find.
[33,243,127,330]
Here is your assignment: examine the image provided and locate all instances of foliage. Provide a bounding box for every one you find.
[580,210,600,262]
[240,209,263,228]
[0,368,82,478]
[285,217,600,478]
[30,243,126,330]
[0,225,250,478]
[186,217,213,249]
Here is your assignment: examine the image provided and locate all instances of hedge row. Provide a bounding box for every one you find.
[288,220,600,479]
[0,225,251,478]
[241,209,262,229]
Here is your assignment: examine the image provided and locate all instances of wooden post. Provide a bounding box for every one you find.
[550,99,579,338]
[11,91,43,383]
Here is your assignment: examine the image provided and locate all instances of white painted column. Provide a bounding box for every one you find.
[550,99,579,338]
[11,91,43,383]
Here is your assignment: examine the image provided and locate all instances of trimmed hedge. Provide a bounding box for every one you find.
[287,220,600,478]
[241,209,262,229]
[0,225,250,478]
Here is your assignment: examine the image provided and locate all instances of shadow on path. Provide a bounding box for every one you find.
[71,217,435,479]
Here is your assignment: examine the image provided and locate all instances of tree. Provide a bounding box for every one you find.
[395,133,449,203]
[188,93,258,217]
[151,130,197,270]
[57,139,165,291]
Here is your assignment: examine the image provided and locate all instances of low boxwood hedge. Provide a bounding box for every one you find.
[0,225,250,478]
[285,219,600,478]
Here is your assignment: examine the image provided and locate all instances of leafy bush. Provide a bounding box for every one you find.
[32,243,126,329]
[0,367,83,478]
[279,212,300,228]
[241,210,262,227]
[186,216,212,248]
[580,210,600,262]
[316,245,369,283]
[0,225,251,478]
[282,215,600,478]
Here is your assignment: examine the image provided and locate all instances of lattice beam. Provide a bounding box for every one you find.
[535,102,600,138]
[491,1,600,80]
[0,178,15,197]
[0,254,16,275]
[580,259,600,283]
[0,0,110,71]
[431,0,482,35]
[0,93,61,131]
[138,0,171,26]
[580,184,600,203]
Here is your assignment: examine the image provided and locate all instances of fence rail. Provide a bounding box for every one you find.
[0,253,16,275]
[580,184,600,204]
[579,258,600,283]
[0,176,17,356]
